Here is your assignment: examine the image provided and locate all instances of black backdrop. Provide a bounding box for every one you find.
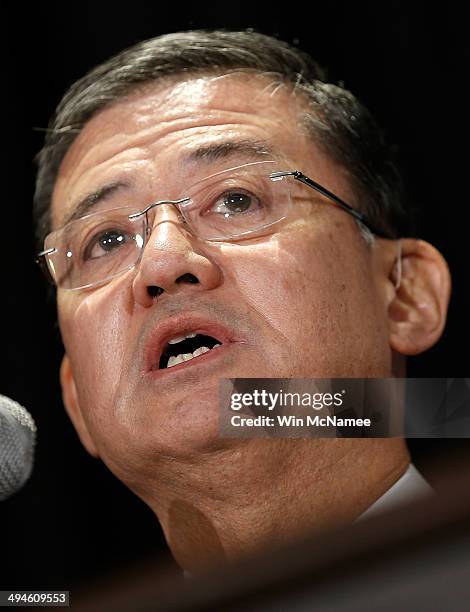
[2,1,469,592]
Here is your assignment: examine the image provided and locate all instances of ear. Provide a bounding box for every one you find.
[60,353,100,458]
[387,238,451,355]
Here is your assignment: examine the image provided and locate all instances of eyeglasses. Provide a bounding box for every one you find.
[35,160,392,291]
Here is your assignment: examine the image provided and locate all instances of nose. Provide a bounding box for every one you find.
[131,203,222,308]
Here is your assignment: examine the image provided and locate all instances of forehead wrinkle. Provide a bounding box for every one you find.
[55,118,291,208]
[59,77,302,172]
[58,110,286,184]
[56,75,304,186]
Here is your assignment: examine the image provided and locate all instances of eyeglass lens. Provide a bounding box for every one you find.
[44,161,290,290]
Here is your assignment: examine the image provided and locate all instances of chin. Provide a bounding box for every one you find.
[137,398,237,460]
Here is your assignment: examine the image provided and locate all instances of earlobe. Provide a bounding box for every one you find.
[60,354,100,458]
[387,238,451,355]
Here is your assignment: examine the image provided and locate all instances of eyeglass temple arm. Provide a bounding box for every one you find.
[35,247,56,285]
[36,247,56,260]
[271,171,392,239]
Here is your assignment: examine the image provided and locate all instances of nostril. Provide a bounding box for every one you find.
[146,275,198,298]
[148,285,164,297]
[176,273,199,285]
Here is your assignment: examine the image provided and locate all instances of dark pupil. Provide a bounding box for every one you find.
[224,193,251,213]
[99,230,125,252]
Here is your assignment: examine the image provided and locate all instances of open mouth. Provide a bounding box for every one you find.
[158,332,222,369]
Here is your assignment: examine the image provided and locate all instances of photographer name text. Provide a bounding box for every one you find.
[230,415,371,428]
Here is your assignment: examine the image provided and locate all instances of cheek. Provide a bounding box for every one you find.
[58,284,131,412]
[219,224,388,374]
[222,228,346,333]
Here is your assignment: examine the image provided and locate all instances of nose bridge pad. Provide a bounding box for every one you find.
[144,203,187,238]
[145,210,150,237]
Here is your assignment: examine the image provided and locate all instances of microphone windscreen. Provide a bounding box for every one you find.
[0,394,36,501]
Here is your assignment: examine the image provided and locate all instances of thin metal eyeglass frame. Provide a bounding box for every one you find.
[35,167,393,288]
[120,170,392,240]
[270,170,391,239]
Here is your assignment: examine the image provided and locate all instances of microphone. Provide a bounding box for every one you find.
[0,394,36,501]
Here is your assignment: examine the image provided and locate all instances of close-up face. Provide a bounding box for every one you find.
[51,73,401,492]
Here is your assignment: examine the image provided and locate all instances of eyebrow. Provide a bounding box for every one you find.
[60,181,132,228]
[59,139,279,228]
[183,139,276,164]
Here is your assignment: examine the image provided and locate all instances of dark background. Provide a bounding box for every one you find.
[2,0,469,592]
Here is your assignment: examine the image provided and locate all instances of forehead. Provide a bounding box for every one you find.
[51,73,340,230]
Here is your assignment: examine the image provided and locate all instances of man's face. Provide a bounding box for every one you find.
[52,74,394,486]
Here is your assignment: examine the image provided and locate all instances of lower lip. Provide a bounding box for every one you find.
[144,342,233,380]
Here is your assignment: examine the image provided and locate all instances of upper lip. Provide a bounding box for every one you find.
[142,312,238,373]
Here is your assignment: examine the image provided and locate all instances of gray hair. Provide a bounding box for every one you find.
[33,29,411,254]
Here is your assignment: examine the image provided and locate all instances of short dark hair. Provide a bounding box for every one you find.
[33,29,411,254]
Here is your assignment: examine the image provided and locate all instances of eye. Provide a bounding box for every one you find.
[84,229,131,260]
[206,190,261,216]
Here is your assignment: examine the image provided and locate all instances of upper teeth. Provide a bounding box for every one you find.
[168,332,197,345]
[167,344,221,368]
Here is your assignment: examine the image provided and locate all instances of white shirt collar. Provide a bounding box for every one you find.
[356,462,434,522]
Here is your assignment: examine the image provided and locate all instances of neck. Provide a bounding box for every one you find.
[141,438,410,574]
